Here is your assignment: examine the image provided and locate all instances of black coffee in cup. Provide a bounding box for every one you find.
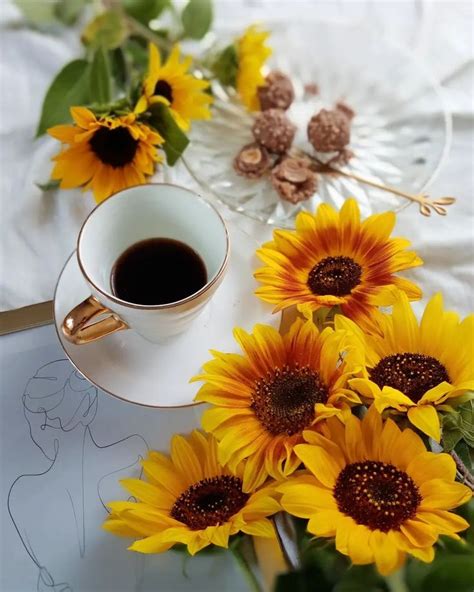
[111,238,207,306]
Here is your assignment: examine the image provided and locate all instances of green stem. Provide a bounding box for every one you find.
[125,15,171,51]
[385,568,409,592]
[124,14,211,75]
[231,543,262,592]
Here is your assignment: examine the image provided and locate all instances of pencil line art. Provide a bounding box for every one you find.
[7,359,149,591]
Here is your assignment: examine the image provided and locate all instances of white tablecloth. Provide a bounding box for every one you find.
[0,0,473,315]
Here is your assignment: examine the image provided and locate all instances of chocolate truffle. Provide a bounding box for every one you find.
[257,71,295,111]
[307,108,351,153]
[252,109,296,154]
[271,157,318,204]
[233,142,271,179]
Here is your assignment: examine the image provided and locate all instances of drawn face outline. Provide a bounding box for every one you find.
[23,360,98,460]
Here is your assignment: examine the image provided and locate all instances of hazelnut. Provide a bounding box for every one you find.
[271,157,318,204]
[233,142,271,179]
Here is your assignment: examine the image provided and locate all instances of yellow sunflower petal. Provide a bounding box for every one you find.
[347,524,374,564]
[348,378,381,400]
[394,427,426,469]
[406,452,456,483]
[376,387,415,411]
[170,433,203,485]
[134,94,149,114]
[70,106,96,128]
[419,381,453,404]
[407,405,441,441]
[370,530,403,576]
[280,484,336,517]
[307,510,341,537]
[148,42,161,71]
[400,519,437,548]
[187,534,211,556]
[344,415,366,461]
[419,479,472,509]
[294,444,343,487]
[417,509,469,535]
[241,518,276,538]
[120,478,172,508]
[209,522,232,547]
[141,452,186,496]
[103,516,143,538]
[242,448,269,492]
[408,546,435,563]
[335,515,353,554]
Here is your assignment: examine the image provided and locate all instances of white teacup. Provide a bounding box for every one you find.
[62,184,229,344]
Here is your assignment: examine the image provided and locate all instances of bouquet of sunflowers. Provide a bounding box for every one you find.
[103,199,474,592]
[28,0,272,203]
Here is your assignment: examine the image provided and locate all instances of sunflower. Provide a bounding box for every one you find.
[236,25,272,111]
[48,107,163,203]
[254,198,423,331]
[192,319,362,491]
[278,408,472,575]
[103,431,279,555]
[135,43,212,131]
[336,293,474,442]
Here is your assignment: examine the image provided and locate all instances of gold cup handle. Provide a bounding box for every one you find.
[62,296,128,344]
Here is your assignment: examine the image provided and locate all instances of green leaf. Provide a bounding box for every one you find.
[459,400,474,439]
[81,10,129,50]
[181,0,213,40]
[89,46,112,104]
[14,0,58,25]
[148,103,189,166]
[122,0,169,25]
[457,499,474,545]
[275,567,333,592]
[421,555,474,592]
[334,565,386,592]
[110,47,129,93]
[54,0,87,25]
[454,440,473,471]
[442,427,463,452]
[442,401,474,451]
[36,179,60,192]
[211,44,238,87]
[124,37,149,70]
[36,59,90,136]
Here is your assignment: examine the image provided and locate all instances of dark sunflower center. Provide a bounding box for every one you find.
[154,79,173,102]
[334,461,421,532]
[89,126,138,168]
[170,475,249,530]
[370,352,450,403]
[308,256,362,296]
[251,365,328,436]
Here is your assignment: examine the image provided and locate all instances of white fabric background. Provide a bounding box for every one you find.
[0,0,473,316]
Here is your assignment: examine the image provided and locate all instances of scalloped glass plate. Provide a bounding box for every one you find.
[185,22,451,227]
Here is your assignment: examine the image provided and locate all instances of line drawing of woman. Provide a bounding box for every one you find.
[7,359,149,591]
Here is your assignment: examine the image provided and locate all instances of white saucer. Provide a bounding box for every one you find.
[54,221,278,408]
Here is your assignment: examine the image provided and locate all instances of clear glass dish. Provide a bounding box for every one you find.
[185,22,451,227]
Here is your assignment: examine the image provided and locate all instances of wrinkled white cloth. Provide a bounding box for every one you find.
[0,0,473,315]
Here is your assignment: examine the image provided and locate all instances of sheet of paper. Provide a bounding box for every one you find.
[0,325,246,592]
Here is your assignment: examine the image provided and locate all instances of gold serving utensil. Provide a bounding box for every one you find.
[291,149,457,217]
